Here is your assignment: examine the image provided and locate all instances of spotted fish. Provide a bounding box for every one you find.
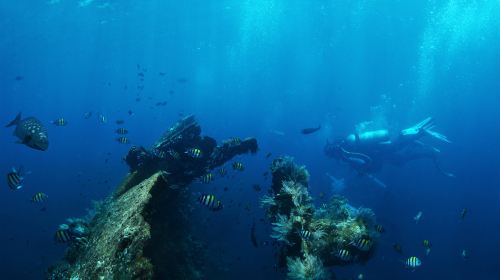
[6,113,49,151]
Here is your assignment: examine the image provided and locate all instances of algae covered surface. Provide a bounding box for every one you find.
[49,172,159,279]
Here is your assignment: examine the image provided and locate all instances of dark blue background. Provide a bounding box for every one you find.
[1,1,499,279]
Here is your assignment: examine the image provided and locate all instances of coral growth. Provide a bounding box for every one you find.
[271,214,294,244]
[282,180,310,208]
[287,253,330,280]
[260,195,277,208]
[261,156,378,279]
[270,156,310,193]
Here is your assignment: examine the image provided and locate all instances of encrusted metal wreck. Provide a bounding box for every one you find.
[48,116,258,280]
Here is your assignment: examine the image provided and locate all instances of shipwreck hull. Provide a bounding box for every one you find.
[48,116,258,279]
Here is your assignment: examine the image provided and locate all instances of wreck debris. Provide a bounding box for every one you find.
[48,116,258,279]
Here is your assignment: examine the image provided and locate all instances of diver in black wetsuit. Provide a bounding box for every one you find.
[324,117,454,185]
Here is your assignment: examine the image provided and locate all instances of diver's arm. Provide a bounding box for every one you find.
[339,147,373,171]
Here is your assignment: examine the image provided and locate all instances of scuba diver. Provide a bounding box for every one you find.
[324,117,454,187]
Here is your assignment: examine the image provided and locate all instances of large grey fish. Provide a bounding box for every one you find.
[5,113,49,151]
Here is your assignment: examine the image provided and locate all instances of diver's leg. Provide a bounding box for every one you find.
[394,141,454,177]
[432,158,455,178]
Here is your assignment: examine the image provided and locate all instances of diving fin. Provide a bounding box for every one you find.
[401,117,434,137]
[424,128,451,143]
[407,117,451,143]
[415,117,434,130]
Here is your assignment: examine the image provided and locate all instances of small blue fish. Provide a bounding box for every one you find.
[336,249,352,262]
[52,118,67,126]
[198,194,223,211]
[115,128,128,135]
[7,167,24,190]
[98,114,107,124]
[352,238,373,251]
[405,256,421,270]
[299,229,311,240]
[232,162,244,171]
[55,229,72,243]
[185,148,203,158]
[31,192,48,203]
[201,173,214,184]
[218,167,227,177]
[117,137,130,144]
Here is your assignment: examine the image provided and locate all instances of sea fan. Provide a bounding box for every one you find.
[294,204,312,217]
[282,180,308,207]
[354,207,376,229]
[312,229,326,240]
[271,214,293,244]
[271,156,310,187]
[260,195,277,208]
[287,253,329,280]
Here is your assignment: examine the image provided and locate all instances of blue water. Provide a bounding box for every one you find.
[1,1,499,279]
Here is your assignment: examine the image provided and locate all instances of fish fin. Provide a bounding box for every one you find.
[23,135,32,144]
[17,166,30,177]
[6,112,22,127]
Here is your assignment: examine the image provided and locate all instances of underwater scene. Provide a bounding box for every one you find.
[1,1,499,279]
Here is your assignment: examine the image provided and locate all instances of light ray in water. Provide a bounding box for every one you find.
[416,0,498,108]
